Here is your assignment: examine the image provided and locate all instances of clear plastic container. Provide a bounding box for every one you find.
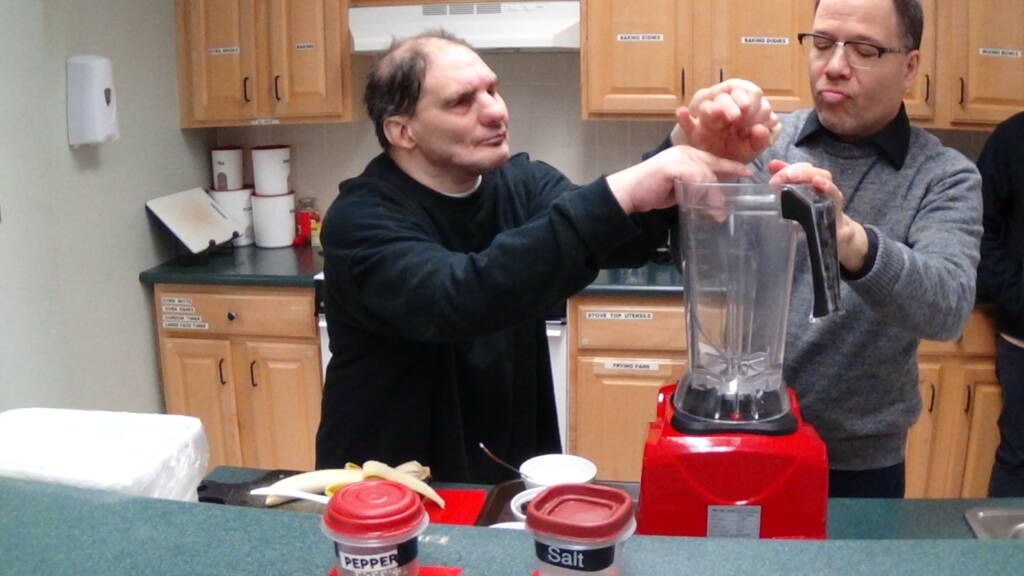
[321,480,429,576]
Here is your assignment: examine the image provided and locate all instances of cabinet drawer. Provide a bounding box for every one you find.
[576,300,686,352]
[156,285,316,339]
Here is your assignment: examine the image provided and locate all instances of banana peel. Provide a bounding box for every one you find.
[261,459,442,508]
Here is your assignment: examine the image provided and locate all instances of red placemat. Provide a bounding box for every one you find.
[425,489,487,525]
[329,567,461,576]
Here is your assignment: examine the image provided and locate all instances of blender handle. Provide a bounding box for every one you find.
[780,186,842,318]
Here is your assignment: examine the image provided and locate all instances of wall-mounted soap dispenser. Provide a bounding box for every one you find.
[66,54,119,148]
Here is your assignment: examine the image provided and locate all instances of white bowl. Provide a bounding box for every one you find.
[509,486,546,521]
[519,454,597,490]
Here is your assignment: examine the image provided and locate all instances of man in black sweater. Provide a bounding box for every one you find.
[977,111,1024,497]
[315,32,771,482]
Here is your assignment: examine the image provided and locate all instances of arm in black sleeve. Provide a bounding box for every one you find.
[977,122,1024,315]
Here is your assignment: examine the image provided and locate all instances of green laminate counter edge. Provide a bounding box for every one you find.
[581,262,684,296]
[4,477,1023,575]
[139,245,324,288]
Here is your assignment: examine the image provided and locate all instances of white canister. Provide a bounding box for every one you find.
[251,145,291,196]
[208,188,254,247]
[252,190,296,248]
[210,146,243,191]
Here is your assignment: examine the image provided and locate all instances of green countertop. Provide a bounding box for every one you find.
[139,245,324,288]
[4,476,1022,575]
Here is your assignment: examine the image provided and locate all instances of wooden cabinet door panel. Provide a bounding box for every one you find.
[268,0,345,117]
[960,382,1002,497]
[235,341,322,470]
[574,356,686,482]
[583,0,694,116]
[904,0,936,120]
[709,0,812,113]
[906,362,940,498]
[576,299,686,352]
[160,338,243,468]
[951,0,1024,123]
[185,0,258,121]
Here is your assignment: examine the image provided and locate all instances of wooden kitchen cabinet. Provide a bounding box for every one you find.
[582,0,813,119]
[176,0,354,128]
[947,0,1024,125]
[155,284,322,471]
[567,293,686,482]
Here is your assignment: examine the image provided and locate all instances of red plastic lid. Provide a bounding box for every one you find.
[525,484,633,542]
[323,480,426,539]
[251,144,290,150]
[211,146,243,151]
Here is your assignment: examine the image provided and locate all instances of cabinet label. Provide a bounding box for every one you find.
[162,305,196,313]
[707,505,761,538]
[162,321,209,330]
[585,311,654,321]
[207,46,240,56]
[617,33,664,42]
[604,361,659,372]
[295,42,316,51]
[979,47,1021,58]
[741,36,789,45]
[161,297,193,306]
[250,118,281,125]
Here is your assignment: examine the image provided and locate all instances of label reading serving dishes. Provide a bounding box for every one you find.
[207,46,240,56]
[295,42,316,51]
[741,36,790,45]
[979,47,1022,58]
[605,361,660,372]
[617,33,664,42]
[585,311,654,321]
[707,505,761,538]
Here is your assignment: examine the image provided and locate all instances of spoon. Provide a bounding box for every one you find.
[249,486,329,504]
[478,442,539,484]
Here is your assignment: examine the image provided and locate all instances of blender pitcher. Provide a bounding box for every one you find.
[672,182,840,434]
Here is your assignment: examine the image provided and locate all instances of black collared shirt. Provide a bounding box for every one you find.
[794,104,911,170]
[791,105,912,278]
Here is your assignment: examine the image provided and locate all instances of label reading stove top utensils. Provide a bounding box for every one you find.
[585,311,654,321]
[536,542,616,572]
[741,36,789,45]
[979,47,1022,58]
[707,505,761,538]
[335,539,418,575]
[617,33,664,42]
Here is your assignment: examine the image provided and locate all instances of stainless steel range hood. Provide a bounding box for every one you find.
[348,1,580,53]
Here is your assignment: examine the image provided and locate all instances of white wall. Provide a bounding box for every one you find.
[0,0,213,412]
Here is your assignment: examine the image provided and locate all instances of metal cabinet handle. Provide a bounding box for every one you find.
[719,68,724,83]
[243,76,251,103]
[927,382,936,413]
[218,358,227,385]
[274,75,282,101]
[959,77,965,106]
[924,74,931,103]
[250,361,258,387]
[680,68,686,97]
[227,311,237,321]
[964,385,972,413]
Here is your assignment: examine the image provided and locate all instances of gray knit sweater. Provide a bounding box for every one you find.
[752,109,983,470]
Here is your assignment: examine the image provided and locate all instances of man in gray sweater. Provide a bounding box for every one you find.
[671,0,982,496]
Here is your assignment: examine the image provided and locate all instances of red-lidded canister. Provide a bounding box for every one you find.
[321,480,429,576]
[525,484,635,576]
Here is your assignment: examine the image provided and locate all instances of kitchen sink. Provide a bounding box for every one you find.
[965,507,1024,539]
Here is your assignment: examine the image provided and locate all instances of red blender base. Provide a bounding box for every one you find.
[637,384,828,539]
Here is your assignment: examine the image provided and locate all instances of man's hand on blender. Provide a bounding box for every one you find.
[768,160,870,274]
[670,78,782,164]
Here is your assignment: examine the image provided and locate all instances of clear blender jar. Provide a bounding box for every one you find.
[671,182,840,434]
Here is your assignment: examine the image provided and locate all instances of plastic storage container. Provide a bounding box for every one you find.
[322,480,429,576]
[526,484,635,576]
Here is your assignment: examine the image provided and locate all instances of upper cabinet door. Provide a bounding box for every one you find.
[903,0,935,120]
[267,0,346,117]
[707,0,812,114]
[183,0,259,121]
[582,0,694,117]
[951,0,1024,124]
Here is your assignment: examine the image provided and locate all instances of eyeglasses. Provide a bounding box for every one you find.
[797,32,908,70]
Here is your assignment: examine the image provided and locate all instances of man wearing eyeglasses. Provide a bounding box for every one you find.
[666,0,983,497]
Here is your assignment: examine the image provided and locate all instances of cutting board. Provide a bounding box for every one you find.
[146,188,238,254]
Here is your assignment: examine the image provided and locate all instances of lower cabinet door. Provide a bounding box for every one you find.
[574,356,687,482]
[235,340,322,470]
[160,337,244,468]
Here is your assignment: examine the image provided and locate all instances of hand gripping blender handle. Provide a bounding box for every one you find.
[780,185,842,318]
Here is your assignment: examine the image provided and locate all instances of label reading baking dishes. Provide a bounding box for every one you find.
[979,47,1021,58]
[617,33,664,42]
[707,505,761,538]
[585,311,654,320]
[295,42,316,51]
[207,46,240,56]
[741,36,789,45]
